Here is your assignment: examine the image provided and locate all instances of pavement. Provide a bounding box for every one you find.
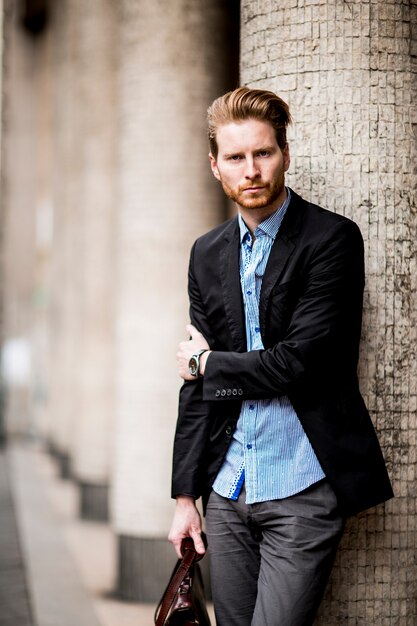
[0,441,216,626]
[0,448,33,626]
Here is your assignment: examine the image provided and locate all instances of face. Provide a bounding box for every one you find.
[209,119,290,216]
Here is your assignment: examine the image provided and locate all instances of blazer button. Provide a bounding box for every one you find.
[232,389,237,396]
[221,389,227,397]
[225,426,232,436]
[238,389,243,396]
[226,389,232,396]
[215,390,220,397]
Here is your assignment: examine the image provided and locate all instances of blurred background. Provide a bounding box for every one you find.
[0,0,416,625]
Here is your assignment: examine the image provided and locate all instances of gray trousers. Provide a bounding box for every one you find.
[205,480,345,626]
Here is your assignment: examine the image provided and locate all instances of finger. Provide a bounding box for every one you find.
[186,323,201,339]
[171,543,182,559]
[173,541,183,559]
[190,530,206,555]
[169,534,185,559]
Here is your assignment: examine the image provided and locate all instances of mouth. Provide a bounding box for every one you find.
[242,186,265,193]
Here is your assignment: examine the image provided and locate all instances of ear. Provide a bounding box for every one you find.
[209,153,221,181]
[283,144,291,172]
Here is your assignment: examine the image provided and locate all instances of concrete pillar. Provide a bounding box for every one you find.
[113,0,239,601]
[47,0,80,476]
[241,1,416,622]
[1,1,40,437]
[69,0,118,521]
[30,13,53,444]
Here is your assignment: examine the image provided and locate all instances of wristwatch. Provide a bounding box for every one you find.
[188,349,209,377]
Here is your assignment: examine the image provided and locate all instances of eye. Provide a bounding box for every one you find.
[228,154,243,161]
[257,150,270,157]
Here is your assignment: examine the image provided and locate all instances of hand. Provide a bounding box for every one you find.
[168,495,206,559]
[177,324,211,380]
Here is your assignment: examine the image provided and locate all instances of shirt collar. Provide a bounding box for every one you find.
[238,188,291,244]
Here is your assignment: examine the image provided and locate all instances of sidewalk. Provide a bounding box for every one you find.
[1,442,215,626]
[0,448,33,626]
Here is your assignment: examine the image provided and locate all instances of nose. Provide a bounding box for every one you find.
[244,156,260,179]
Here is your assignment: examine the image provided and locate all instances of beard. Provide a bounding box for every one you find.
[219,171,285,211]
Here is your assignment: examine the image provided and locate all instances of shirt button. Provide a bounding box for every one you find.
[247,444,252,449]
[255,326,260,333]
[247,290,252,296]
[249,404,255,411]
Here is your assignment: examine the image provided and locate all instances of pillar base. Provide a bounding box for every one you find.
[47,441,72,479]
[78,481,109,522]
[57,450,72,480]
[116,534,212,603]
[47,439,59,459]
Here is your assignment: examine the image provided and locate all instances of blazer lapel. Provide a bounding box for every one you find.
[259,193,305,333]
[219,219,246,351]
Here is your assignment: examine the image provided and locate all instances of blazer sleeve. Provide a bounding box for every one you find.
[171,242,215,499]
[202,218,365,401]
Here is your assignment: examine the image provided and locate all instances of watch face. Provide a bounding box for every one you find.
[189,356,199,376]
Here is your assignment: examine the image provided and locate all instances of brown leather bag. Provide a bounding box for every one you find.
[154,536,211,626]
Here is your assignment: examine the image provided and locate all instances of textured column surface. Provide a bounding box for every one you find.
[1,2,39,435]
[30,29,54,444]
[241,1,416,623]
[47,0,80,475]
[113,0,238,601]
[67,0,117,521]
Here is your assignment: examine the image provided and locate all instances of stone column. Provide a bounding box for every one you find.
[241,1,416,623]
[68,0,118,521]
[30,13,54,444]
[113,0,238,601]
[1,1,40,437]
[47,0,80,476]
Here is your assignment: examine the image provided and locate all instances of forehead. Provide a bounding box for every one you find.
[215,119,277,154]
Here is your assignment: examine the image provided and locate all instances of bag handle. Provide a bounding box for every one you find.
[154,537,204,626]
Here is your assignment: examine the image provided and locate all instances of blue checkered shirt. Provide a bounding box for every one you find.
[212,190,325,503]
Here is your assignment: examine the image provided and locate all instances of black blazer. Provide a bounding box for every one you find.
[172,190,393,515]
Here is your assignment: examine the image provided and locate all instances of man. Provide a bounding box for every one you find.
[169,87,393,625]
